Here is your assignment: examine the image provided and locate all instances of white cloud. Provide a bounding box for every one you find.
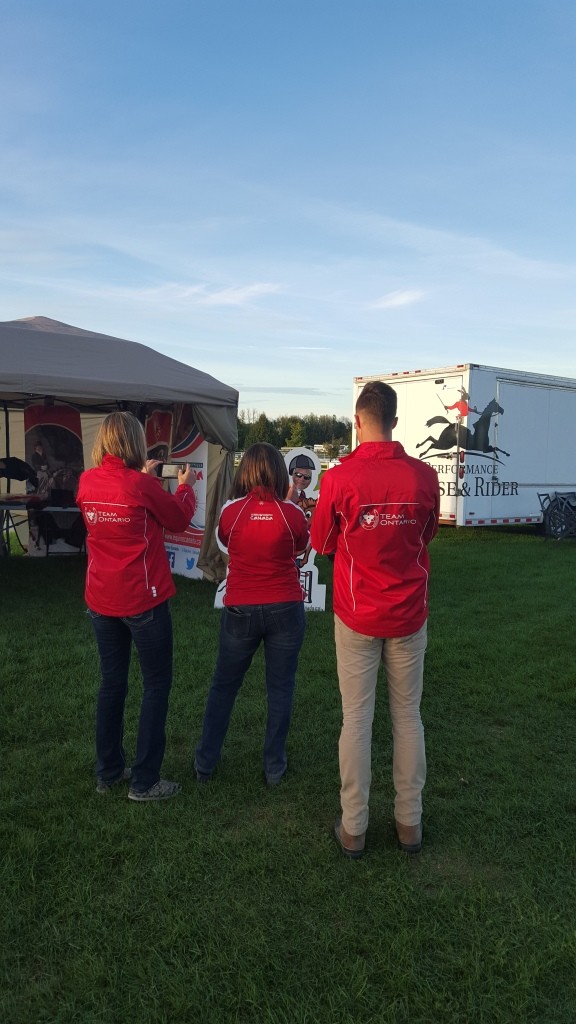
[315,201,576,283]
[370,289,425,310]
[0,274,281,312]
[199,283,281,306]
[109,281,282,308]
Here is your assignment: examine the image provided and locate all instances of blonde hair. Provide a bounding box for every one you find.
[230,443,289,500]
[92,411,148,469]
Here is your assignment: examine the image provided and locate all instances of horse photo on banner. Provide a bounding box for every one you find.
[24,403,85,555]
[145,409,173,463]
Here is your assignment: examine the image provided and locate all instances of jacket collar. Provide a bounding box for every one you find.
[342,441,405,462]
[249,486,278,501]
[101,454,129,470]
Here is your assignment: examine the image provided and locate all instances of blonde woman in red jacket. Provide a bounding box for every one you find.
[77,412,196,802]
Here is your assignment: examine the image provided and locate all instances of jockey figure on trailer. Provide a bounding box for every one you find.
[443,388,478,420]
[417,391,510,462]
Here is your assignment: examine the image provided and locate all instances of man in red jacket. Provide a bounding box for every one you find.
[310,381,439,857]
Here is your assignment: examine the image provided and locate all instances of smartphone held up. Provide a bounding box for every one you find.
[159,462,185,479]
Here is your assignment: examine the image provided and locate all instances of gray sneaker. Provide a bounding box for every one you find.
[96,767,132,794]
[128,779,181,802]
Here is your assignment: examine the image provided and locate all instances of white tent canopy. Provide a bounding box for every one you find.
[0,316,239,579]
[0,316,238,449]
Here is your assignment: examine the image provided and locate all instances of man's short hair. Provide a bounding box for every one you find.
[356,381,397,430]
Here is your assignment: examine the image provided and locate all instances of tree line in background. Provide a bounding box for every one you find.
[237,411,352,457]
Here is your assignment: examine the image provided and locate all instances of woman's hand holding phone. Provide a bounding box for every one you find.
[178,465,197,487]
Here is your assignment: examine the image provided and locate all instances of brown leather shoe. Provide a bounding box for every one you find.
[334,818,366,859]
[395,819,423,854]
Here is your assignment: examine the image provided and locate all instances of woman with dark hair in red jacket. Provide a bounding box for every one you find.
[194,443,309,786]
[77,411,196,802]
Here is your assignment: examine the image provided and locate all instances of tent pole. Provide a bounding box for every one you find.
[3,402,10,456]
[3,402,11,494]
[1,402,10,551]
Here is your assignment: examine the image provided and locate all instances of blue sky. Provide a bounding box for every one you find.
[1,0,574,418]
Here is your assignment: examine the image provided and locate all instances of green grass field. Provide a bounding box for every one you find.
[2,527,576,1023]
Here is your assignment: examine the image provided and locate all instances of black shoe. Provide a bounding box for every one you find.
[265,769,286,787]
[194,760,213,784]
[96,767,132,794]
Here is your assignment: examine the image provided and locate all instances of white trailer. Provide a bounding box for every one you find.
[352,364,576,527]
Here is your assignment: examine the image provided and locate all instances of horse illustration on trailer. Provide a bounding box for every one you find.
[416,398,510,462]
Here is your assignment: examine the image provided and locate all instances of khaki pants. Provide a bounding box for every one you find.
[334,616,428,835]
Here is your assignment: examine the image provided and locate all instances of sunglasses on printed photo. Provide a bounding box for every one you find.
[294,472,312,481]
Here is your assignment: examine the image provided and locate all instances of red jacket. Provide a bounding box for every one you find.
[77,455,196,616]
[310,442,439,637]
[218,487,309,606]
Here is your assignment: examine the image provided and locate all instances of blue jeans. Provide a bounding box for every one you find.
[88,600,173,793]
[195,601,305,783]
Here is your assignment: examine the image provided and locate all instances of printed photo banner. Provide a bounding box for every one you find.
[214,446,326,611]
[24,403,85,556]
[145,409,173,463]
[144,405,206,579]
[284,446,326,612]
[163,404,207,579]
